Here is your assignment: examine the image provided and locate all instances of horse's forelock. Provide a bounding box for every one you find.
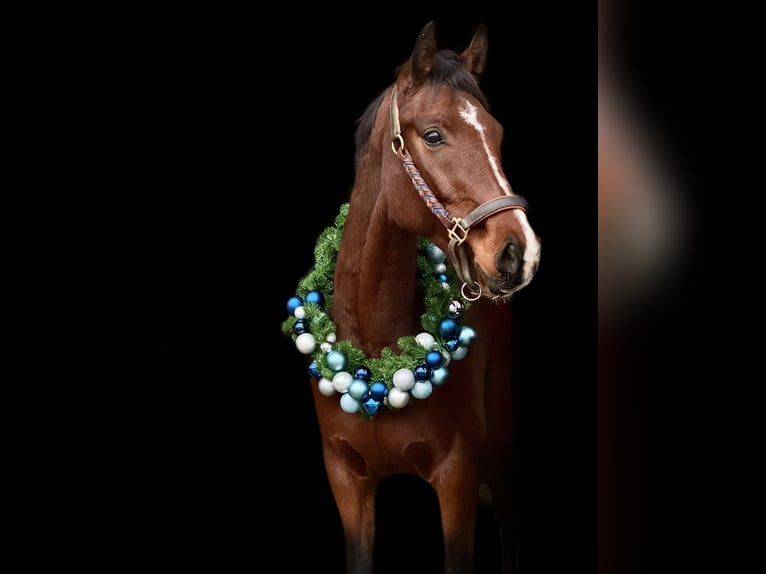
[430,50,488,109]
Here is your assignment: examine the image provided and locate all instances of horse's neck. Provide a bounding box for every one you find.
[332,189,420,357]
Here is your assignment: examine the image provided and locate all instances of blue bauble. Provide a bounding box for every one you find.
[425,350,444,368]
[444,338,461,352]
[438,317,459,338]
[348,379,370,400]
[458,326,478,346]
[411,380,433,399]
[340,393,361,414]
[414,364,432,381]
[326,350,347,371]
[287,296,303,314]
[354,366,372,381]
[431,366,450,386]
[308,361,322,378]
[369,381,388,400]
[305,290,325,308]
[292,318,309,335]
[362,397,382,416]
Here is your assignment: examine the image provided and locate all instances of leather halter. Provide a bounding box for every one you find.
[389,87,528,300]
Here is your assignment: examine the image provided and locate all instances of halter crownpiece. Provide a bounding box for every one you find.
[389,87,529,299]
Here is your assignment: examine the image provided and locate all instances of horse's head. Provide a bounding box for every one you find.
[377,21,541,301]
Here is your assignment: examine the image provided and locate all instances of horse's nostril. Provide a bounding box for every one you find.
[496,239,521,276]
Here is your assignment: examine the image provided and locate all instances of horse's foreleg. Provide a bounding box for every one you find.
[481,477,517,574]
[323,439,378,574]
[432,451,480,574]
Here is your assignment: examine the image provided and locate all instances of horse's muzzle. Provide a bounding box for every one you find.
[477,238,540,301]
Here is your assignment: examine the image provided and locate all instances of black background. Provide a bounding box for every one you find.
[26,0,756,571]
[133,6,598,573]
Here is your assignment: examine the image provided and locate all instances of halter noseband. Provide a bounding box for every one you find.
[389,87,529,300]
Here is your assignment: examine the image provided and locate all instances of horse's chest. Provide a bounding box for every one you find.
[346,425,457,478]
[334,394,486,477]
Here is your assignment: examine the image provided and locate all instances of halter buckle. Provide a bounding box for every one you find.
[448,217,469,245]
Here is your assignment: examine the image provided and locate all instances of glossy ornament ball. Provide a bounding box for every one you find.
[362,397,381,416]
[348,379,370,400]
[369,381,388,401]
[292,318,309,335]
[332,371,353,393]
[304,290,325,307]
[340,393,361,413]
[430,367,450,386]
[426,350,444,368]
[444,338,461,352]
[308,361,322,378]
[295,333,316,354]
[388,388,410,409]
[458,326,478,346]
[414,364,431,381]
[326,350,347,371]
[448,299,464,318]
[415,332,436,350]
[392,368,415,391]
[411,380,433,399]
[317,377,335,396]
[287,296,303,314]
[451,345,469,361]
[354,366,372,381]
[438,317,459,338]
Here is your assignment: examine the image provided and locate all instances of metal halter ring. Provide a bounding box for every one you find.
[391,134,405,156]
[461,281,482,301]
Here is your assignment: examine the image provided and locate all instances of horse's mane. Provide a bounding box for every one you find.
[354,91,386,165]
[353,49,490,167]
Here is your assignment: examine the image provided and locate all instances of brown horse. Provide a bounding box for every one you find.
[284,21,540,573]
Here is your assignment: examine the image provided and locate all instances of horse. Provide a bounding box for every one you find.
[283,21,540,573]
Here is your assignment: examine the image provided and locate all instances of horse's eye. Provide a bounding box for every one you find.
[423,129,445,146]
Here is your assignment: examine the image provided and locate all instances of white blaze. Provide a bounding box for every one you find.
[460,99,542,287]
[460,100,512,195]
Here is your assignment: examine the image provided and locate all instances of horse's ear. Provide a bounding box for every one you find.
[461,23,489,77]
[410,20,438,85]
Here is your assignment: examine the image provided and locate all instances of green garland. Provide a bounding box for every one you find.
[282,202,475,418]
